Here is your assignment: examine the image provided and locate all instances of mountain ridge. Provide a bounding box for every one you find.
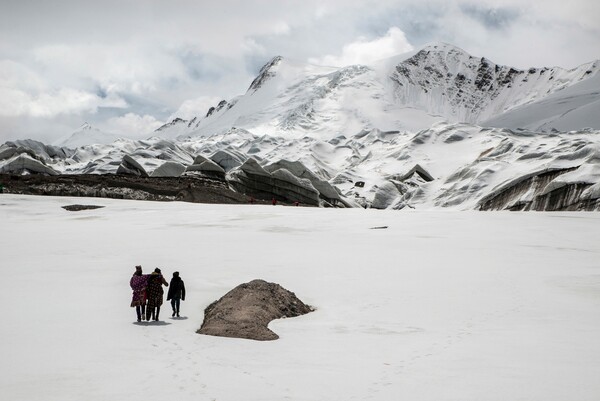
[152,43,599,140]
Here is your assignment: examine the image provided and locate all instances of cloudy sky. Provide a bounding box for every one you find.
[1,0,598,143]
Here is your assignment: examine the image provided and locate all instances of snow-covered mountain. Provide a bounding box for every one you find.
[54,122,124,148]
[389,44,598,125]
[153,43,599,139]
[2,44,600,210]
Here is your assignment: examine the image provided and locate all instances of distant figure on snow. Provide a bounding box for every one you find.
[272,197,277,206]
[167,271,186,317]
[146,268,169,321]
[130,265,149,322]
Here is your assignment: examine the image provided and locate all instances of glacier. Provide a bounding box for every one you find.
[1,43,599,211]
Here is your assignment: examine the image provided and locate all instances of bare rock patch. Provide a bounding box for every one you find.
[62,204,105,211]
[197,279,313,341]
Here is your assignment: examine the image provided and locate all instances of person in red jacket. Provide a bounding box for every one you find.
[130,265,149,322]
[145,268,168,321]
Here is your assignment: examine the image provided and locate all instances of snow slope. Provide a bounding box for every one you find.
[1,195,599,400]
[54,122,124,148]
[483,69,600,131]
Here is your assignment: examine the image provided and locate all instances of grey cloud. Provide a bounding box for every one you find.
[358,3,447,45]
[459,3,521,30]
[179,51,236,83]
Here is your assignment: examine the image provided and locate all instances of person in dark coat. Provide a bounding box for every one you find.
[145,268,168,321]
[166,271,186,317]
[130,265,149,322]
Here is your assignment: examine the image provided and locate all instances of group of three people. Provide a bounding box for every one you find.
[130,265,186,322]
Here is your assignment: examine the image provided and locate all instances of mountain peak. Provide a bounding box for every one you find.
[421,42,469,54]
[248,56,284,92]
[77,122,93,131]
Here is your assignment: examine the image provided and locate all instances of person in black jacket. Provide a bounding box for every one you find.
[166,271,186,317]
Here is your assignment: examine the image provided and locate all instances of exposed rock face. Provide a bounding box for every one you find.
[150,161,186,177]
[210,150,245,172]
[248,56,283,92]
[390,44,597,124]
[478,166,600,211]
[0,154,59,175]
[117,155,149,177]
[197,279,313,341]
[155,117,188,132]
[185,156,226,180]
[228,158,322,205]
[1,139,73,160]
[264,159,342,204]
[62,204,105,211]
[0,173,249,204]
[394,164,434,182]
[192,155,210,165]
[531,183,598,211]
[371,182,402,209]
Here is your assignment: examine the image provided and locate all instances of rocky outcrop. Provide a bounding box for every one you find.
[116,155,149,177]
[371,182,402,209]
[478,166,600,211]
[248,56,283,92]
[264,159,342,205]
[155,117,188,132]
[228,158,322,205]
[390,43,598,124]
[1,139,73,160]
[197,279,313,341]
[184,155,226,180]
[394,164,434,182]
[0,173,249,204]
[62,204,105,211]
[0,140,72,176]
[0,154,59,175]
[210,150,245,172]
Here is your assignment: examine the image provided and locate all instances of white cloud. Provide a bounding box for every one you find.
[309,27,414,67]
[172,96,223,120]
[0,87,127,118]
[32,43,187,96]
[104,113,164,137]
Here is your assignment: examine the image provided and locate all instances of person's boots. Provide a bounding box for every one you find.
[141,305,146,321]
[172,308,176,317]
[136,306,141,322]
[146,308,152,321]
[176,306,180,317]
[155,306,160,321]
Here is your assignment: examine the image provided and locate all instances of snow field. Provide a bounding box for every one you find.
[1,195,599,400]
